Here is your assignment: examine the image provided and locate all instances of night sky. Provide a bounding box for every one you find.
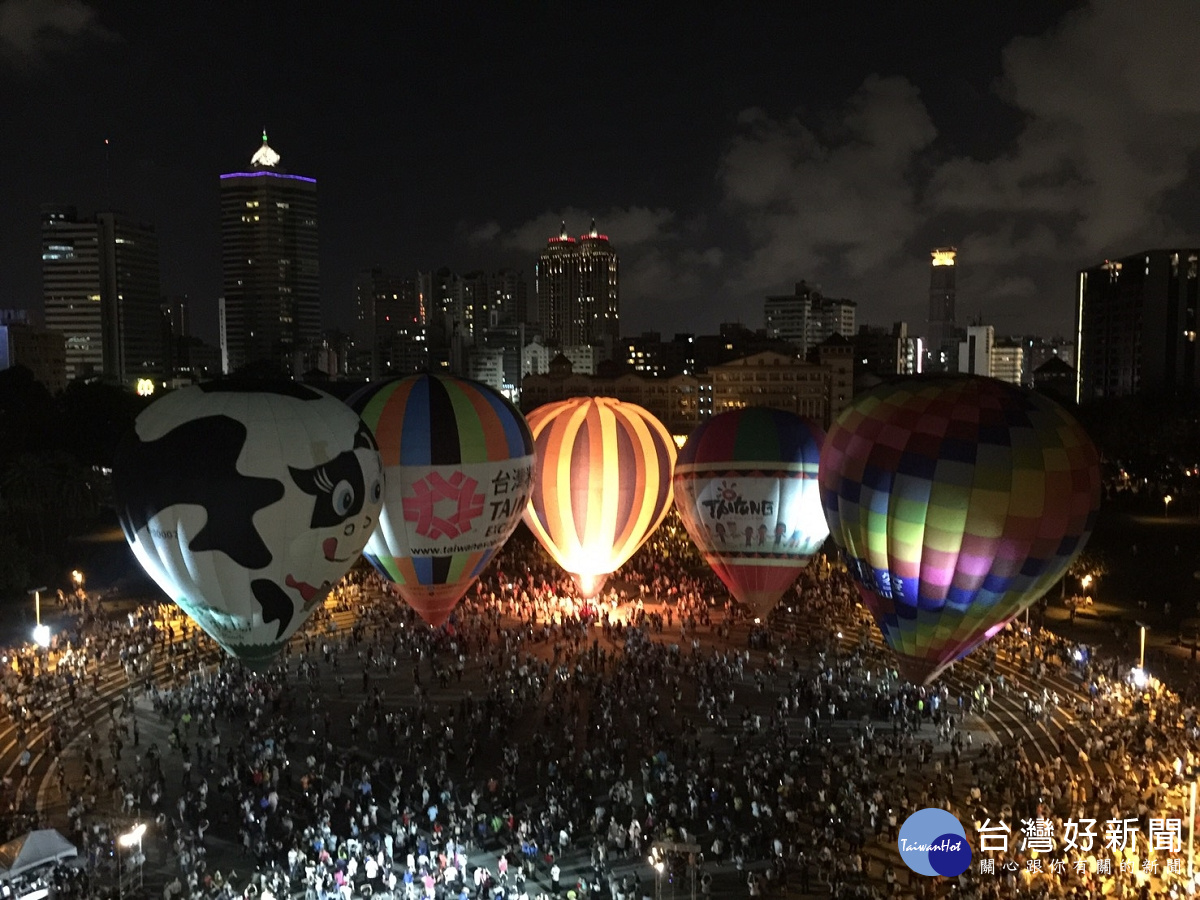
[4,0,1200,347]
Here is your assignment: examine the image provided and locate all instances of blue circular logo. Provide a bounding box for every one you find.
[898,808,971,877]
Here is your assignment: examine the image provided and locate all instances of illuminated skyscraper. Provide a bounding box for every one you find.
[1075,249,1200,400]
[41,206,162,384]
[220,133,320,375]
[535,220,619,353]
[927,246,957,371]
[353,267,425,379]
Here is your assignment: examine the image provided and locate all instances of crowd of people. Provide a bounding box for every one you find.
[0,515,1198,900]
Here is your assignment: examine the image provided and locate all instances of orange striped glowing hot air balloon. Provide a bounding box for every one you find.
[523,397,676,598]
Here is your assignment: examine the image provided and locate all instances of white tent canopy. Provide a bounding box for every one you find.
[0,830,79,880]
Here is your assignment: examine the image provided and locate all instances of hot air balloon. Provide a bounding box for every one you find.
[112,382,384,664]
[674,408,827,617]
[523,397,676,599]
[819,376,1101,684]
[351,375,535,627]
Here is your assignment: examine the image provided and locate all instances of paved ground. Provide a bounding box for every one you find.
[7,506,1199,897]
[3,580,1126,900]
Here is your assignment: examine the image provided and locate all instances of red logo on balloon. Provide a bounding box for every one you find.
[403,471,485,540]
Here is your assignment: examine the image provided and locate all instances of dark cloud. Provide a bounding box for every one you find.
[469,1,1200,342]
[0,0,115,70]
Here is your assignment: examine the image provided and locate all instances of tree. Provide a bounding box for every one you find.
[0,527,30,602]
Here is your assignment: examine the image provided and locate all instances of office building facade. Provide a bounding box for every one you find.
[41,206,162,384]
[1074,250,1200,400]
[220,134,320,375]
[958,325,994,377]
[354,268,426,379]
[764,281,856,357]
[0,323,67,393]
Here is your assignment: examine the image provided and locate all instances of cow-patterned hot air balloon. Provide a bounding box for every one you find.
[674,408,827,617]
[112,382,384,665]
[351,375,535,627]
[523,397,676,599]
[818,375,1101,684]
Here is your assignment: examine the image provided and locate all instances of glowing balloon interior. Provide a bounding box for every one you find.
[351,374,535,627]
[674,408,827,617]
[523,397,676,599]
[113,382,383,664]
[818,376,1101,684]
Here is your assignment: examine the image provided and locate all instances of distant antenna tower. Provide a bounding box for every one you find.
[104,138,112,209]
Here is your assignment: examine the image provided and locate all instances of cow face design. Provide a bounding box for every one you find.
[113,383,384,662]
[289,422,382,554]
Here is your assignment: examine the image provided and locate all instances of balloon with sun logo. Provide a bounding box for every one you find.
[112,382,384,666]
[350,375,535,627]
[674,408,828,617]
[523,397,676,599]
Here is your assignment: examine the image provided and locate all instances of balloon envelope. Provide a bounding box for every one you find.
[818,376,1101,684]
[351,375,535,626]
[674,408,827,617]
[523,397,676,598]
[113,382,383,663]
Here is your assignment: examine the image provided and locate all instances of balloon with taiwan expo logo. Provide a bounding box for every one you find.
[351,375,535,627]
[674,408,828,617]
[112,382,384,665]
[523,397,676,599]
[818,376,1101,684]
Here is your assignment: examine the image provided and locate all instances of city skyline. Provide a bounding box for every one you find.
[4,2,1200,349]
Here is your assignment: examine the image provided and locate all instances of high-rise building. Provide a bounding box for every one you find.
[765,281,817,351]
[490,268,528,328]
[958,324,994,376]
[764,281,855,357]
[42,206,162,384]
[161,295,191,380]
[353,268,425,378]
[1074,250,1200,401]
[927,247,958,372]
[853,322,909,377]
[535,220,619,353]
[220,133,319,375]
[0,322,67,394]
[990,340,1024,386]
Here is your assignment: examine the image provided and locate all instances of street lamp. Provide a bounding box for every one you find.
[27,586,49,647]
[649,848,665,900]
[117,823,145,899]
[1165,494,1174,517]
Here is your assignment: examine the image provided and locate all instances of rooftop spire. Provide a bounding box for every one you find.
[559,220,568,240]
[250,130,280,168]
[589,218,598,238]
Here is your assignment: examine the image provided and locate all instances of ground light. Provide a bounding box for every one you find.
[117,823,145,900]
[27,585,49,647]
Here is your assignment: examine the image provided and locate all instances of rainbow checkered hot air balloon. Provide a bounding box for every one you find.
[674,408,828,617]
[351,375,535,627]
[818,376,1101,685]
[523,397,676,599]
